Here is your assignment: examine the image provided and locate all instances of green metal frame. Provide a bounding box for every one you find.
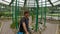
[11,0,47,32]
[1,0,60,33]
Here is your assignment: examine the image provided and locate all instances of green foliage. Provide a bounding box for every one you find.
[4,12,12,17]
[31,12,35,21]
[10,22,16,29]
[32,24,35,30]
[0,22,1,27]
[4,13,12,17]
[0,12,4,17]
[0,12,12,17]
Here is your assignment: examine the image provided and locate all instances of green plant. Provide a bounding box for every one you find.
[0,22,1,27]
[32,24,35,30]
[0,12,4,17]
[31,12,35,22]
[10,22,16,29]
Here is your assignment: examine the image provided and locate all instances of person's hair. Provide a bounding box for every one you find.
[24,11,29,15]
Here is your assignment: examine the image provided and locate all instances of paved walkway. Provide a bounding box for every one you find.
[1,20,14,34]
[0,19,59,34]
[42,23,58,34]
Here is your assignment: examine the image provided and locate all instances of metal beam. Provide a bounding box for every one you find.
[48,0,54,6]
[53,0,60,3]
[2,0,10,3]
[9,0,15,6]
[23,0,27,10]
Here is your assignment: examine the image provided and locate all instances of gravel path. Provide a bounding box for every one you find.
[0,20,14,34]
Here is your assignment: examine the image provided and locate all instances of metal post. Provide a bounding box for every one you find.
[12,3,15,23]
[40,0,43,23]
[44,0,46,26]
[35,0,39,31]
[15,0,18,29]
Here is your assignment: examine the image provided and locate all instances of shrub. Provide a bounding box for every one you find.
[0,12,4,17]
[0,22,1,27]
[10,22,16,29]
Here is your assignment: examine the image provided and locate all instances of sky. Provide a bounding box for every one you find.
[0,0,60,7]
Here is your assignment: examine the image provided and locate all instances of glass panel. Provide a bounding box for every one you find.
[2,0,11,2]
[51,0,59,3]
[53,1,60,6]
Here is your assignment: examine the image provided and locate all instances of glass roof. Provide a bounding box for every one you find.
[0,0,60,7]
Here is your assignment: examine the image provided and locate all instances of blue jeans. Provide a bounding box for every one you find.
[17,32,24,34]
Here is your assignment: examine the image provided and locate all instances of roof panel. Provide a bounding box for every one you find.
[53,1,60,6]
[0,0,60,7]
[51,0,59,3]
